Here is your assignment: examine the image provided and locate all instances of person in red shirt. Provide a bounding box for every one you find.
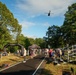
[49,49,53,58]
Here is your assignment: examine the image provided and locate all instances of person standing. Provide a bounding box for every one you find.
[23,48,27,63]
[49,49,53,58]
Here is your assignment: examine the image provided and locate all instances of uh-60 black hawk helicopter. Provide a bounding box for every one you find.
[48,10,51,16]
[45,10,53,16]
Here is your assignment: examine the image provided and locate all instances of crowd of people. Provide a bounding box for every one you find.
[44,48,65,65]
[16,47,66,65]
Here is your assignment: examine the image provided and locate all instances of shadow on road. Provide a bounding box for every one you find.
[0,70,35,75]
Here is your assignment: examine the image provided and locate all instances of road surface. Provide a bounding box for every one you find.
[0,55,46,75]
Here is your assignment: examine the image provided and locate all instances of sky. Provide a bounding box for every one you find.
[0,0,76,38]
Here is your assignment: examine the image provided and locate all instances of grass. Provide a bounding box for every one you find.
[41,58,76,75]
[0,53,30,70]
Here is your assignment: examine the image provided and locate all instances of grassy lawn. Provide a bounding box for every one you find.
[0,53,30,70]
[41,58,76,75]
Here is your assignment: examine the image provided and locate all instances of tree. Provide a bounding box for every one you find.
[24,37,31,50]
[35,38,44,48]
[62,3,76,45]
[0,2,22,49]
[46,25,63,48]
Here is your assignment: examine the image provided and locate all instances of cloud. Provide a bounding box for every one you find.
[19,21,37,38]
[43,22,51,27]
[23,34,37,39]
[16,0,76,17]
[19,21,35,29]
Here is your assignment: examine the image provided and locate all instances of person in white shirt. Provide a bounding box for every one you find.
[23,48,26,63]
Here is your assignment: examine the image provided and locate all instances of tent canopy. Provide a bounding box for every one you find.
[28,44,40,50]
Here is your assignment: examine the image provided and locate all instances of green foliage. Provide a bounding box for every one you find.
[46,25,63,48]
[62,3,76,45]
[35,38,44,48]
[15,34,25,45]
[24,37,44,49]
[24,37,31,50]
[0,2,22,49]
[8,46,19,53]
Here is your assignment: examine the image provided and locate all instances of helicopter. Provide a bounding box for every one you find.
[48,10,51,16]
[45,10,53,16]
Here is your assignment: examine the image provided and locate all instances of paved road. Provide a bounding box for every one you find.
[0,55,46,75]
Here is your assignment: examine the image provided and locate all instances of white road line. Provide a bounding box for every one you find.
[0,59,29,72]
[0,61,21,72]
[32,57,45,75]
